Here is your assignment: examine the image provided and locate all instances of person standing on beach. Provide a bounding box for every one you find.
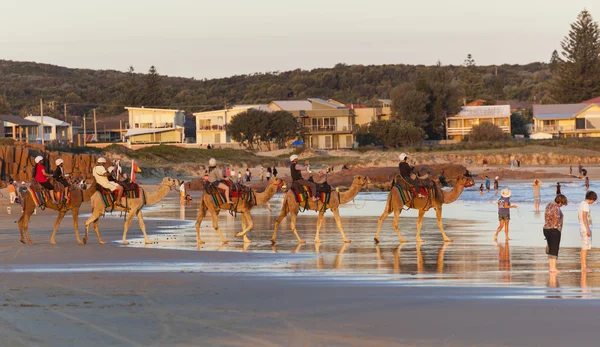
[480,184,484,195]
[485,176,491,193]
[7,180,16,203]
[266,166,272,180]
[509,154,515,169]
[494,189,517,241]
[543,194,568,273]
[578,191,597,272]
[272,165,278,178]
[556,182,562,195]
[570,166,573,175]
[494,176,499,196]
[259,167,264,181]
[517,157,521,168]
[585,176,590,190]
[533,179,543,213]
[578,162,583,179]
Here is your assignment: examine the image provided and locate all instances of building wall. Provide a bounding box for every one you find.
[194,107,249,144]
[130,130,182,144]
[129,109,184,128]
[308,134,354,149]
[353,108,377,126]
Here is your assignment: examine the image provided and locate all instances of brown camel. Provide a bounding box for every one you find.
[271,175,368,244]
[18,183,97,245]
[195,177,283,245]
[84,177,181,245]
[374,175,474,243]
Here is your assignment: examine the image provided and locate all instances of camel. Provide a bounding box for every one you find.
[374,175,474,243]
[271,175,368,244]
[17,183,97,245]
[195,177,283,245]
[84,177,181,245]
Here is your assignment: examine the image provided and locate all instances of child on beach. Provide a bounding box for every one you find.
[533,179,543,213]
[494,189,518,241]
[494,176,499,196]
[479,184,484,195]
[485,176,491,192]
[578,191,597,272]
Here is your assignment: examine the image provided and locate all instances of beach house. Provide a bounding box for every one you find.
[532,102,600,138]
[0,114,40,143]
[25,115,73,143]
[124,107,186,144]
[193,105,269,147]
[445,105,511,140]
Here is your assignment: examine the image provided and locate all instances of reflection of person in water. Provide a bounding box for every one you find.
[496,240,511,283]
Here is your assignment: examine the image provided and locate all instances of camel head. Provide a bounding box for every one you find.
[352,175,369,189]
[160,177,181,190]
[270,177,284,191]
[455,175,475,188]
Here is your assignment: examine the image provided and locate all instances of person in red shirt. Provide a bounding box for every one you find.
[34,156,57,203]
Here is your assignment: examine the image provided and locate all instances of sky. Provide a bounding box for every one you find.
[2,0,600,79]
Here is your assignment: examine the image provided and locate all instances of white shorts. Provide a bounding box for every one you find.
[580,227,592,250]
[101,181,121,192]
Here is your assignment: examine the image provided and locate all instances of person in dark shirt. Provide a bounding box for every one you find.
[290,155,317,201]
[398,153,425,196]
[556,182,562,195]
[272,166,278,178]
[53,158,71,199]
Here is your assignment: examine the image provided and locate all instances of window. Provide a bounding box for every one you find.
[448,120,461,128]
[496,118,509,127]
[576,118,586,130]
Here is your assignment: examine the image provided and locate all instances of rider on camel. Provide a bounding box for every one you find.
[53,158,71,200]
[290,155,319,201]
[34,156,58,203]
[207,158,232,204]
[93,157,126,209]
[398,152,427,197]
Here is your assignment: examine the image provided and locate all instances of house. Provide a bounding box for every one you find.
[268,98,356,149]
[25,116,73,143]
[446,105,511,140]
[0,114,40,143]
[351,99,392,126]
[193,105,269,146]
[532,103,600,138]
[124,107,186,144]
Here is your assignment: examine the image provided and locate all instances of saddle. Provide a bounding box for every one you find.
[290,181,332,208]
[391,175,438,211]
[204,180,254,206]
[28,179,72,208]
[96,182,140,209]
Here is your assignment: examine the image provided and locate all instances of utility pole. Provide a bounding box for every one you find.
[120,120,123,142]
[83,113,87,146]
[64,103,67,122]
[40,98,45,145]
[93,109,97,142]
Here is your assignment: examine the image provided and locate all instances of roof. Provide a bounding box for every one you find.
[25,116,71,127]
[270,100,313,111]
[0,114,39,126]
[308,98,346,109]
[379,99,392,104]
[124,127,179,137]
[452,105,511,118]
[233,104,272,112]
[125,107,183,113]
[533,104,590,119]
[582,96,600,104]
[466,99,486,106]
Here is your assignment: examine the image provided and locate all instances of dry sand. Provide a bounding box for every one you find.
[1,181,600,346]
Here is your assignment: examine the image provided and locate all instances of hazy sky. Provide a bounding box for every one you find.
[2,0,600,79]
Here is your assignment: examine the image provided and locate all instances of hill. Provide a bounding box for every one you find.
[0,60,551,119]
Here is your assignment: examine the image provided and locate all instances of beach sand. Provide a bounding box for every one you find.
[1,180,600,346]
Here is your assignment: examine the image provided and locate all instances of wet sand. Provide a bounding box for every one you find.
[1,185,600,346]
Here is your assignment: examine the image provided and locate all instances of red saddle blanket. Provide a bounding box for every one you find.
[96,183,140,208]
[290,184,331,205]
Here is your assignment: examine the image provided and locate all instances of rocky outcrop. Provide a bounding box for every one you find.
[0,145,98,182]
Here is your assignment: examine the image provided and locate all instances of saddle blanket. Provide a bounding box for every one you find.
[291,185,331,205]
[204,181,254,207]
[27,183,72,208]
[393,184,436,205]
[97,183,140,208]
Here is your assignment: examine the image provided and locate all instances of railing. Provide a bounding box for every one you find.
[446,126,510,135]
[197,125,225,131]
[304,125,357,133]
[534,126,575,133]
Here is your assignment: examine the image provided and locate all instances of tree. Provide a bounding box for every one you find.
[142,65,163,106]
[460,53,483,103]
[551,10,600,103]
[357,119,425,147]
[228,109,268,150]
[120,66,141,106]
[267,111,302,149]
[510,113,529,137]
[549,50,560,73]
[0,95,11,114]
[390,83,429,128]
[469,122,510,142]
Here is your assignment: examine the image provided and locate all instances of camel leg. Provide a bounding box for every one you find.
[136,210,152,245]
[50,210,67,245]
[289,212,304,244]
[71,207,83,244]
[392,208,408,243]
[195,201,207,245]
[84,209,104,245]
[271,203,288,244]
[415,209,426,243]
[236,212,254,243]
[121,209,137,245]
[332,208,350,243]
[211,210,228,243]
[18,208,35,245]
[314,210,325,244]
[374,195,393,243]
[435,207,452,242]
[92,219,107,245]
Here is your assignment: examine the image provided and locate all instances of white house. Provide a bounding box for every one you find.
[124,107,186,144]
[25,115,73,143]
[193,105,269,146]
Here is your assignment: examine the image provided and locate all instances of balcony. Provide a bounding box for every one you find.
[534,125,575,133]
[304,125,356,133]
[197,125,225,131]
[447,126,510,136]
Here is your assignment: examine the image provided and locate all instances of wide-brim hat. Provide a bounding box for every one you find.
[501,188,511,198]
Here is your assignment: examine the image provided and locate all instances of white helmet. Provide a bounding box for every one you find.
[34,156,43,164]
[209,158,217,166]
[97,157,106,163]
[107,166,115,173]
[290,154,299,162]
[55,158,64,166]
[399,153,408,161]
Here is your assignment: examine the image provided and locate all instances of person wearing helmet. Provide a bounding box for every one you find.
[93,157,125,208]
[207,158,232,204]
[34,156,57,202]
[398,153,424,196]
[290,155,318,201]
[53,158,71,200]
